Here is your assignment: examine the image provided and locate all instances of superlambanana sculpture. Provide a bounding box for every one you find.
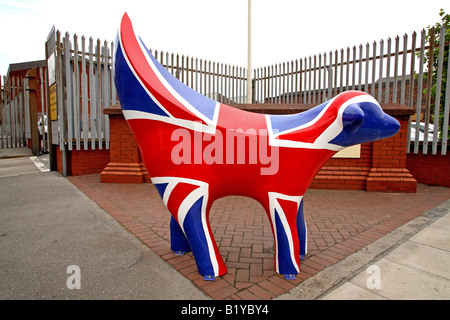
[114,13,400,280]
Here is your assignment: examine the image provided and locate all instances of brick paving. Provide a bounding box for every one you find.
[68,174,450,300]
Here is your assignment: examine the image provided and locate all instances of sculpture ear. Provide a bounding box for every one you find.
[342,103,365,133]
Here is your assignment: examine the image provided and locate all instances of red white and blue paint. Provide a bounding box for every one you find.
[114,13,400,280]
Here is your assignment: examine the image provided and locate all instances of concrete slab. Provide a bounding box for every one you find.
[349,258,450,299]
[320,282,386,300]
[0,158,209,300]
[0,157,40,178]
[0,147,32,159]
[386,241,450,280]
[276,207,449,300]
[410,214,450,252]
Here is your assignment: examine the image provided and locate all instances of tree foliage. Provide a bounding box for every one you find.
[423,9,449,140]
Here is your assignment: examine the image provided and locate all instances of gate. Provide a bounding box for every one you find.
[1,75,28,149]
[43,26,116,174]
[1,64,48,155]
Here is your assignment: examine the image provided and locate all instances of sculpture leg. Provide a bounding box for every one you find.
[180,196,227,280]
[297,199,307,260]
[268,193,302,279]
[170,216,191,254]
[152,177,227,280]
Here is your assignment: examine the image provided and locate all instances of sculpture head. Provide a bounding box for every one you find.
[329,93,401,147]
[267,91,400,152]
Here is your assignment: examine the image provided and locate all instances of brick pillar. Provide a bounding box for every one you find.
[366,109,417,193]
[100,104,150,183]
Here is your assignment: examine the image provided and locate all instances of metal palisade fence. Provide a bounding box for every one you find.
[0,68,47,151]
[152,49,249,104]
[44,28,250,153]
[0,75,27,148]
[145,25,450,156]
[17,23,447,156]
[47,29,114,152]
[251,25,450,156]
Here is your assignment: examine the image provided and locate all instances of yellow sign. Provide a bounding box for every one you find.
[49,83,57,120]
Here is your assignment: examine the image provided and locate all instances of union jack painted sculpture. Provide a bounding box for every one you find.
[114,13,400,280]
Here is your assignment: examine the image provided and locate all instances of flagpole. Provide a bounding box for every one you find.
[247,0,252,104]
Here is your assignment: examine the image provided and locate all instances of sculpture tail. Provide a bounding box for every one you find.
[114,13,220,131]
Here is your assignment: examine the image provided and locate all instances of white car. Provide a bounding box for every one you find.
[410,122,435,142]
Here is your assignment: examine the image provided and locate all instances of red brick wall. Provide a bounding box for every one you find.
[100,113,149,183]
[366,116,416,193]
[108,115,142,163]
[96,107,418,192]
[56,145,110,176]
[372,116,409,169]
[56,103,443,193]
[406,150,450,187]
[69,148,110,176]
[310,144,372,190]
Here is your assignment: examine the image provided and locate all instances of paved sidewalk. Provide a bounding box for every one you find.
[68,173,450,300]
[2,148,449,300]
[0,147,32,159]
[321,203,450,300]
[0,154,208,300]
[279,199,450,300]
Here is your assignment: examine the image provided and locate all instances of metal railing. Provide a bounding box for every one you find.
[32,23,449,156]
[251,26,449,155]
[50,31,114,151]
[0,76,27,149]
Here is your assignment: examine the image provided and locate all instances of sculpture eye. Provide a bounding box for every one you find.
[342,104,365,133]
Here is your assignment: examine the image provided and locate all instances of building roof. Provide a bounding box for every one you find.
[6,60,46,80]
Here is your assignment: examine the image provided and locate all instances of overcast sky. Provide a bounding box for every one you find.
[0,0,449,77]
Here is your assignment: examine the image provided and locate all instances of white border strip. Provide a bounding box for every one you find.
[29,156,50,172]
